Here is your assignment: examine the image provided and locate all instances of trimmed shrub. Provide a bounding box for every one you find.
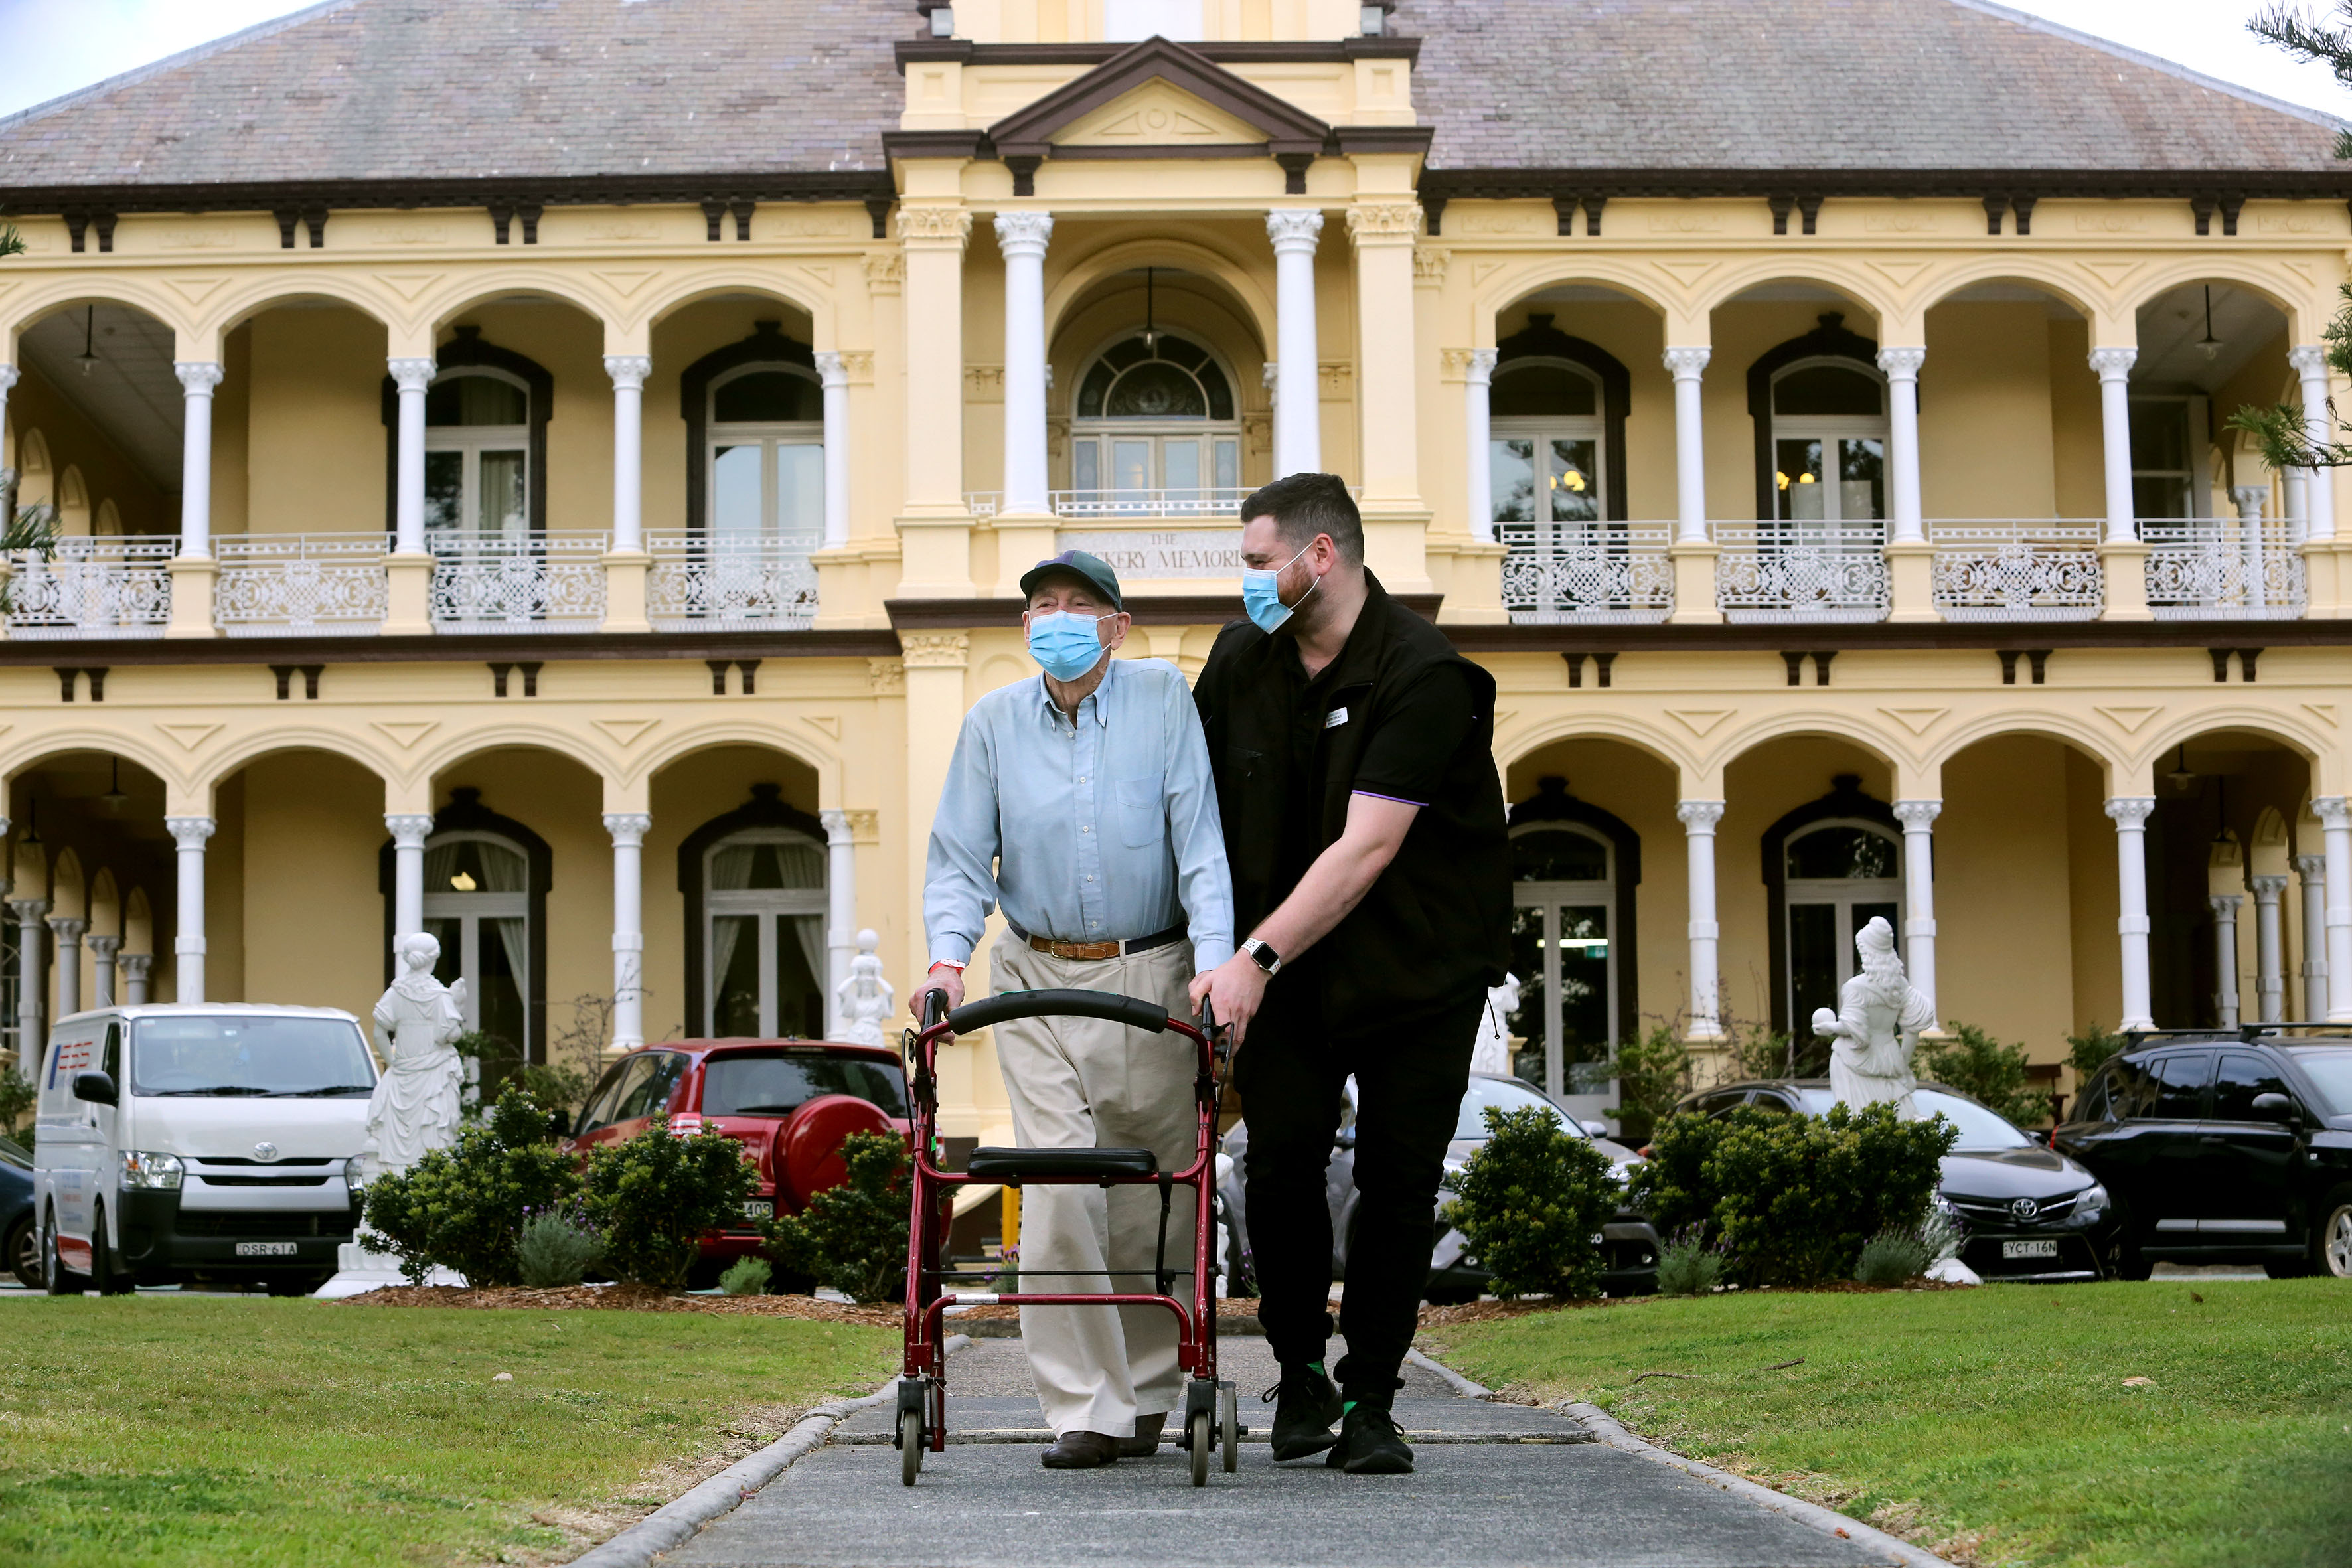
[1609,1024,1692,1148]
[1654,1225,1723,1297]
[1853,1227,1932,1285]
[580,1115,761,1290]
[765,1131,911,1304]
[1920,1021,2049,1127]
[515,1207,603,1288]
[1441,1105,1621,1301]
[1628,1102,1956,1288]
[719,1256,773,1296]
[362,1087,579,1287]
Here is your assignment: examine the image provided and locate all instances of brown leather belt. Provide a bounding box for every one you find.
[1008,920,1186,962]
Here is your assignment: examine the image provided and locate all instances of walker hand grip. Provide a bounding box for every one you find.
[921,990,949,1030]
[947,988,1171,1036]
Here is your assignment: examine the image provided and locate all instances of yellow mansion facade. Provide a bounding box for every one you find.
[3,0,2351,1135]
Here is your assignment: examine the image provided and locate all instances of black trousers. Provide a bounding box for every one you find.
[1233,988,1480,1410]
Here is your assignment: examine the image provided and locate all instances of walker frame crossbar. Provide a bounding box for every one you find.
[894,986,1238,1485]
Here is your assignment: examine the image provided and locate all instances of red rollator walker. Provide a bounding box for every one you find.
[896,987,1237,1486]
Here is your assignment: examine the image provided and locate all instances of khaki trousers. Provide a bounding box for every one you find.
[989,930,1199,1439]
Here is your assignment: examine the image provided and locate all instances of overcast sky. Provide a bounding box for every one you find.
[0,0,2347,121]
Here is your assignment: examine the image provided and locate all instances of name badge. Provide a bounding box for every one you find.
[1324,706,1349,729]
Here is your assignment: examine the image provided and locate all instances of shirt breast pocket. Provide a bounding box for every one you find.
[1115,773,1167,848]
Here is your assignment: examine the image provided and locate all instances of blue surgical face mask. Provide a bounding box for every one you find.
[1241,542,1318,634]
[1026,609,1112,681]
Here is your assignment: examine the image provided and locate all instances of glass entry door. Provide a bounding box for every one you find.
[1507,824,1618,1097]
[705,831,827,1038]
[1783,823,1901,1028]
[420,833,530,1053]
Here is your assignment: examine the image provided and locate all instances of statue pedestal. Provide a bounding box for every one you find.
[313,1236,462,1298]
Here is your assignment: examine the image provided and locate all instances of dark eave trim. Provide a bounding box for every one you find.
[1417,166,2352,202]
[0,170,896,218]
[894,38,1421,73]
[882,129,992,162]
[3,628,902,668]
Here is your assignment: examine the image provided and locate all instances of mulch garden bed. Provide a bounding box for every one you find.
[337,1283,899,1325]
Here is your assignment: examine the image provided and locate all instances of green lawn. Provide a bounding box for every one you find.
[0,1297,898,1567]
[1422,1279,2352,1568]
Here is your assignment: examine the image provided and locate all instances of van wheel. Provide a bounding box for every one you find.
[42,1207,84,1296]
[90,1206,134,1296]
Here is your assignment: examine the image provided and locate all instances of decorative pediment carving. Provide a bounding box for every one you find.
[1054,79,1267,150]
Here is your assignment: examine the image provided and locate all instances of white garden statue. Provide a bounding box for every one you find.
[362,932,469,1178]
[1810,915,1936,1118]
[1469,971,1521,1076]
[834,928,896,1046]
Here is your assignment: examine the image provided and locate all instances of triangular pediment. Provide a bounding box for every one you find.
[990,36,1328,161]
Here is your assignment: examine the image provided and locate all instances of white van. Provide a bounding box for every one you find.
[33,1004,379,1296]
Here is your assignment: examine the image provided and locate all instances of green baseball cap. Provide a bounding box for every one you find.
[1018,548,1123,611]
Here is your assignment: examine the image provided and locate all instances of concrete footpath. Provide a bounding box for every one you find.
[659,1332,1910,1568]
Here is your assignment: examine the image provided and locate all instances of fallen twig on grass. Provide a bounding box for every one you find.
[1758,1357,1806,1372]
[1629,1370,1696,1384]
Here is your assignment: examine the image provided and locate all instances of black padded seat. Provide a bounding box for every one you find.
[967,1146,1158,1182]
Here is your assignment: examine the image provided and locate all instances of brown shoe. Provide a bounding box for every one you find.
[1117,1413,1166,1458]
[1041,1430,1121,1469]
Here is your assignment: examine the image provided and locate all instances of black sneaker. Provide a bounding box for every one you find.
[1325,1403,1414,1474]
[1261,1364,1344,1461]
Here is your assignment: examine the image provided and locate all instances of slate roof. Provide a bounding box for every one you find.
[0,0,911,191]
[1400,0,2345,174]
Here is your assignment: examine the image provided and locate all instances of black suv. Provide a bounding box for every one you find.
[2055,1032,2352,1279]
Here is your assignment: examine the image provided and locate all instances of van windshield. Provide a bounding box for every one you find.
[700,1052,908,1119]
[132,1016,378,1097]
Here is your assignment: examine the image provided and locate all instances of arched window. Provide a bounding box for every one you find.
[422,830,531,1048]
[424,368,531,538]
[1504,776,1642,1099]
[707,362,824,542]
[1769,361,1886,524]
[1070,331,1240,507]
[1762,776,1903,1034]
[1490,360,1606,529]
[703,830,828,1037]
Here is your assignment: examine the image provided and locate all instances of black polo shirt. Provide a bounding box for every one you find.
[1196,572,1511,1039]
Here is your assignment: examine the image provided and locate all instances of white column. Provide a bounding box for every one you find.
[1267,209,1324,477]
[2290,343,2335,542]
[2282,467,2308,544]
[2297,852,2329,1022]
[388,357,437,554]
[815,351,852,550]
[11,899,48,1052]
[120,954,153,1007]
[173,362,224,558]
[88,933,121,1010]
[1893,800,1941,1021]
[2209,894,2243,1030]
[2317,797,2352,1024]
[2233,485,2269,611]
[1677,801,1725,1040]
[994,211,1054,514]
[1877,347,1927,544]
[2090,347,2140,544]
[604,813,651,1052]
[821,808,858,1036]
[2106,797,2157,1030]
[386,814,433,943]
[603,355,651,552]
[46,916,86,1020]
[1463,348,1497,542]
[2251,875,2288,1024]
[167,816,214,1004]
[1664,347,1712,544]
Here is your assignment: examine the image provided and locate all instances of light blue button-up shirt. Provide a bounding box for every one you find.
[924,655,1234,973]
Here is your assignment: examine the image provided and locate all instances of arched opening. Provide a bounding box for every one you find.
[380,786,552,1060]
[2146,728,2314,1029]
[1069,326,1241,506]
[1770,792,1903,1035]
[379,326,553,541]
[1489,313,1632,528]
[678,319,823,538]
[1506,776,1640,1097]
[678,784,830,1038]
[1749,314,1887,524]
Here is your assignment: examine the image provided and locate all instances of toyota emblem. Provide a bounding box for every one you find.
[253,1142,279,1163]
[2009,1196,2039,1222]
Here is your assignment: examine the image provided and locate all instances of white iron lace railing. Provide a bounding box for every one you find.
[2144,520,2308,619]
[1714,522,1889,623]
[1928,522,2104,621]
[1498,521,1674,623]
[214,532,390,635]
[5,536,175,639]
[428,530,608,632]
[647,531,819,630]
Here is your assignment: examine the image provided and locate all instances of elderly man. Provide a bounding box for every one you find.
[1192,473,1510,1476]
[916,549,1233,1471]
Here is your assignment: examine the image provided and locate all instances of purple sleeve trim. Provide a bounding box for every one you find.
[1352,789,1427,808]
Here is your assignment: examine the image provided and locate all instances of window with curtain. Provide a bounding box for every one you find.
[424,370,530,539]
[1508,823,1616,1096]
[1070,331,1241,510]
[708,365,824,544]
[1782,821,1901,1032]
[420,832,530,1052]
[706,830,827,1038]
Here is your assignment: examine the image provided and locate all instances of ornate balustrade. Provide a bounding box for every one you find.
[1714,523,1890,623]
[647,531,819,630]
[215,532,391,635]
[1498,521,1674,624]
[5,536,175,639]
[1928,523,2104,621]
[2144,521,2308,619]
[428,530,609,632]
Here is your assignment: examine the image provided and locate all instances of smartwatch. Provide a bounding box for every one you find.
[1241,937,1283,977]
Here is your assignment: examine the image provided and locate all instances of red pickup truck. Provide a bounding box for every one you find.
[566,1039,911,1288]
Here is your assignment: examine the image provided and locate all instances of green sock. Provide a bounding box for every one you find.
[1308,1361,1326,1376]
[1342,1400,1358,1415]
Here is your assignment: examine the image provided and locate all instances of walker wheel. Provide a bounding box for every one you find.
[1219,1383,1239,1474]
[901,1409,924,1486]
[1189,1410,1212,1486]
